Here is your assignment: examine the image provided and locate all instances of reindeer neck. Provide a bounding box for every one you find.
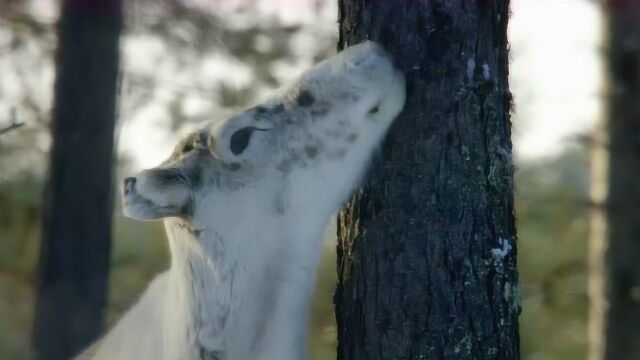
[159,205,331,358]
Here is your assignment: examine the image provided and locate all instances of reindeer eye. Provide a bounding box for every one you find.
[230,127,255,155]
[368,104,380,114]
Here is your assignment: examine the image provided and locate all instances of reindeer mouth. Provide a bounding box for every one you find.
[122,179,190,220]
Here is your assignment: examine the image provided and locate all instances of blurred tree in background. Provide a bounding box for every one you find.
[518,148,590,359]
[588,1,640,359]
[32,0,122,359]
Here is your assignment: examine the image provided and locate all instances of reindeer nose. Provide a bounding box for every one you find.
[124,177,136,195]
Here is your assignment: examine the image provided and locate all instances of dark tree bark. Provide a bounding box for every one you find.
[32,1,122,359]
[588,1,640,360]
[334,1,518,359]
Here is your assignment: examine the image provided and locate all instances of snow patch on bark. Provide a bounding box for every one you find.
[466,58,475,79]
[482,63,491,80]
[491,238,512,261]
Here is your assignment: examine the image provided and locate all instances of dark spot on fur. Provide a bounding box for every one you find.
[180,200,194,218]
[311,101,331,117]
[156,169,187,186]
[347,133,358,143]
[182,142,194,153]
[254,103,284,115]
[277,159,293,173]
[186,164,203,189]
[311,109,328,117]
[198,132,208,147]
[277,154,303,173]
[346,92,360,102]
[271,103,285,113]
[198,347,224,360]
[225,162,241,171]
[297,90,315,107]
[254,106,268,114]
[304,145,318,159]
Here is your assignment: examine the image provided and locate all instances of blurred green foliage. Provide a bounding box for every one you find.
[0,174,40,359]
[517,148,590,360]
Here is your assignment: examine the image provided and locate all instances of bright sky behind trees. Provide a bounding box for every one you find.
[0,0,602,168]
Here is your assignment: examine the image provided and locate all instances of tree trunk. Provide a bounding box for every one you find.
[588,1,640,359]
[334,1,518,359]
[33,1,122,359]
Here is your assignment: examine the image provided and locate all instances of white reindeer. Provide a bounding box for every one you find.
[78,41,406,360]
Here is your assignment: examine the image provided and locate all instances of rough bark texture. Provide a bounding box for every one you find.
[588,1,640,360]
[33,1,122,359]
[334,1,519,359]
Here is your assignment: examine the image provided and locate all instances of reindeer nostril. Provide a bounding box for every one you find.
[124,177,136,195]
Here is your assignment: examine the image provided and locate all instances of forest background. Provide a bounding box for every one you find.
[0,0,602,358]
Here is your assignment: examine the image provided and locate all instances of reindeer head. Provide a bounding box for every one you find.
[122,41,405,229]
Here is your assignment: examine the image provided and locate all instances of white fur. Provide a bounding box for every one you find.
[78,41,405,360]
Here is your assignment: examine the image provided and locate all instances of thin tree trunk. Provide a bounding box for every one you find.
[33,1,122,359]
[334,1,519,359]
[588,1,640,359]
